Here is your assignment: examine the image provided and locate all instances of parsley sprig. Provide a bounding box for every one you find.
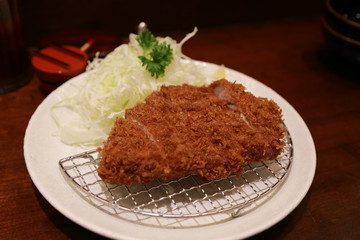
[136,30,173,79]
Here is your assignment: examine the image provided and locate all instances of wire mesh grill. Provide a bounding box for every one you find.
[59,130,292,219]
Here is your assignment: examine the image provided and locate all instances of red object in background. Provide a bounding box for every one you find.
[32,44,89,94]
[32,30,122,94]
[37,29,122,59]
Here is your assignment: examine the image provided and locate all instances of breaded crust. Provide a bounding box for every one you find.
[97,79,285,185]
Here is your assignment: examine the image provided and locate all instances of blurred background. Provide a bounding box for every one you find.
[21,0,324,46]
[2,0,359,94]
[0,0,328,94]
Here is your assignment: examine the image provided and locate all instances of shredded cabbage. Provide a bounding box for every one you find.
[50,28,219,148]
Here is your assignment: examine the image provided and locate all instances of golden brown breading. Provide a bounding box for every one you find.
[97,79,285,185]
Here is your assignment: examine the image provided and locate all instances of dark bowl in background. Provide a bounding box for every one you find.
[322,0,360,65]
[322,18,360,64]
[324,0,360,41]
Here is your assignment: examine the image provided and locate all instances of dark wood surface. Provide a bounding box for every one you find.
[1,15,359,240]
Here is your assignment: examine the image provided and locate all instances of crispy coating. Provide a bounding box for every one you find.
[97,79,285,185]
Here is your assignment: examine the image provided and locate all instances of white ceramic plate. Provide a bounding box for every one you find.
[24,61,316,240]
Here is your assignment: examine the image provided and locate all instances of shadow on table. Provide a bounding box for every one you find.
[317,49,360,84]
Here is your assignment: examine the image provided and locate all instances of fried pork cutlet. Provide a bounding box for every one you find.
[97,79,285,186]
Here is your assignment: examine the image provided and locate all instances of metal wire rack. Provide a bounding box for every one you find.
[59,130,292,219]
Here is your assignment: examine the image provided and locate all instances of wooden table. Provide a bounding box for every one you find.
[1,15,359,239]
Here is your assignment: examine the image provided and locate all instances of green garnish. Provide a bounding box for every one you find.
[137,30,173,78]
